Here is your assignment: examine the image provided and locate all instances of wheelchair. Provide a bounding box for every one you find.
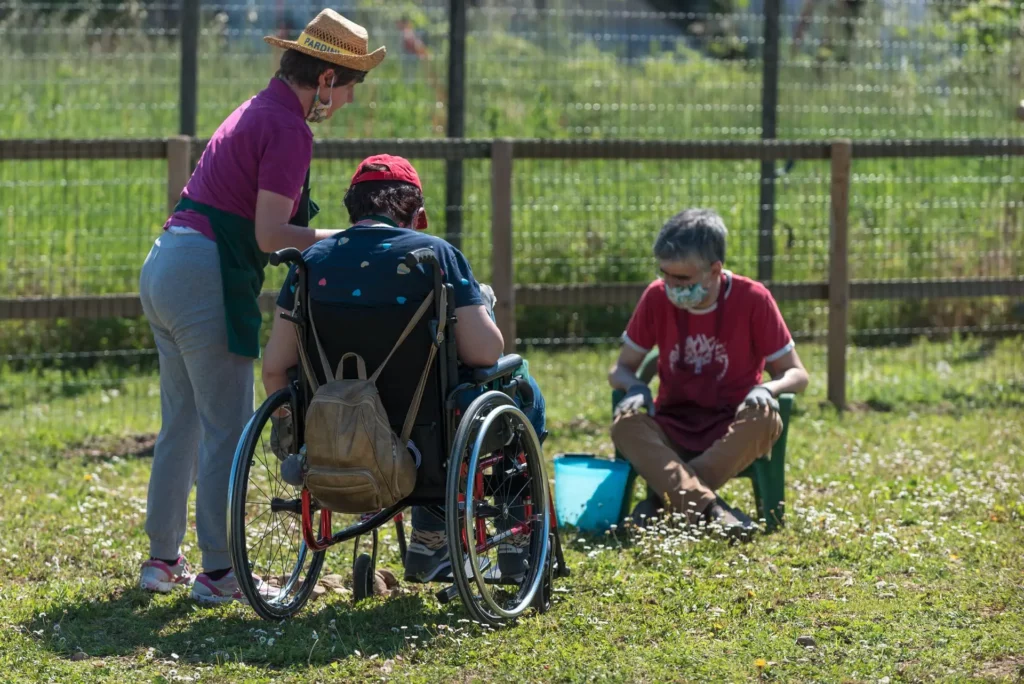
[226,246,570,626]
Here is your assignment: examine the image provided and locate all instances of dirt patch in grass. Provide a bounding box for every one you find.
[976,656,1024,681]
[63,434,156,461]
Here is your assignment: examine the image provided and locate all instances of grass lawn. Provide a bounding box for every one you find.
[2,10,1022,679]
[1,345,1022,682]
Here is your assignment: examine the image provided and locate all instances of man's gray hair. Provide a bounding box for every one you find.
[653,208,728,266]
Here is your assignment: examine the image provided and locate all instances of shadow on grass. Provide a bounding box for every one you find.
[23,583,456,667]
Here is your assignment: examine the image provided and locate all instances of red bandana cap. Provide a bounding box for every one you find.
[350,154,422,190]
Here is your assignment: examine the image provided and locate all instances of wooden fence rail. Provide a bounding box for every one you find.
[3,135,1024,409]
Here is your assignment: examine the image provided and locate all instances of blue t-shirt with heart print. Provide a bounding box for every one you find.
[276,221,484,312]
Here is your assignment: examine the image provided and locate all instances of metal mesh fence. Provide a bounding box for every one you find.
[1,0,1023,456]
[843,152,1024,407]
[3,0,1022,139]
[777,0,1022,138]
[0,156,167,297]
[849,154,1023,282]
[1,2,182,138]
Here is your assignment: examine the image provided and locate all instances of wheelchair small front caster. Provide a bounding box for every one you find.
[353,553,375,603]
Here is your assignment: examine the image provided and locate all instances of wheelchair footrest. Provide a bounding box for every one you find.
[436,584,459,604]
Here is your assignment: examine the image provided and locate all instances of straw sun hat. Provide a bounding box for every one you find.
[264,9,386,72]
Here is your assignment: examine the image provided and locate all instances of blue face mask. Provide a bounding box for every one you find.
[665,281,709,309]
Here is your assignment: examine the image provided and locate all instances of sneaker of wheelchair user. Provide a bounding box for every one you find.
[261,154,547,584]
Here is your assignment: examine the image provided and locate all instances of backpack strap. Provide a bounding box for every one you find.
[289,274,323,394]
[366,287,448,443]
[290,292,336,392]
[398,287,448,444]
[294,323,321,393]
[400,327,441,443]
[368,291,436,384]
[306,298,337,383]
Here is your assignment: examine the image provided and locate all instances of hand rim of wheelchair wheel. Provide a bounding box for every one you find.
[227,386,326,621]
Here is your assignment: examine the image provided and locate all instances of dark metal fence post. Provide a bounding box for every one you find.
[758,0,781,283]
[179,0,200,137]
[446,0,467,250]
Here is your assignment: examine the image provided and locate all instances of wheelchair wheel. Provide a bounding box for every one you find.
[227,387,326,621]
[445,390,551,628]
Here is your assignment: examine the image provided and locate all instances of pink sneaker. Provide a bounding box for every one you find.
[140,556,193,593]
[190,570,280,605]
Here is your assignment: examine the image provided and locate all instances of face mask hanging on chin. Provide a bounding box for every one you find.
[305,75,335,123]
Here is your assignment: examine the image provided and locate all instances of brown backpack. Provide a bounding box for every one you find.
[293,290,444,514]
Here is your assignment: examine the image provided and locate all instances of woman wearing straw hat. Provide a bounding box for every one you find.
[137,9,386,604]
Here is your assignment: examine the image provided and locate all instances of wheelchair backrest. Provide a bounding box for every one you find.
[303,295,448,433]
[300,288,458,503]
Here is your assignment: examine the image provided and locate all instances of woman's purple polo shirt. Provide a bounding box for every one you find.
[164,77,314,240]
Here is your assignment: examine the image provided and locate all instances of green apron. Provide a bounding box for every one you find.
[172,170,319,359]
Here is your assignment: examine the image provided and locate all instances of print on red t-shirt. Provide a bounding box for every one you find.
[622,272,794,452]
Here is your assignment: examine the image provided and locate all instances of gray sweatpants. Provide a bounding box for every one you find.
[139,231,255,571]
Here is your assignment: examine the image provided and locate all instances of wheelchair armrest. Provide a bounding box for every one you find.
[470,354,524,386]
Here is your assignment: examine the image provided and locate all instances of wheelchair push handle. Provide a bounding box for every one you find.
[404,248,444,294]
[270,247,304,268]
[404,247,440,270]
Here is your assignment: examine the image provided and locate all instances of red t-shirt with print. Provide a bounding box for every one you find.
[623,271,794,453]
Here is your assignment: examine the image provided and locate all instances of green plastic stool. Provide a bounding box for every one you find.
[610,349,794,533]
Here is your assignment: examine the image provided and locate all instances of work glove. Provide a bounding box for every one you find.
[742,385,779,414]
[270,411,294,462]
[479,282,497,319]
[614,384,655,419]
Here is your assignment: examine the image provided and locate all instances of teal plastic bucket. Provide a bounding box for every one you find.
[553,454,632,533]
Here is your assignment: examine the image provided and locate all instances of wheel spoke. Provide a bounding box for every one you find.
[256,432,283,502]
[248,477,274,508]
[244,506,272,530]
[249,514,287,567]
[504,476,534,511]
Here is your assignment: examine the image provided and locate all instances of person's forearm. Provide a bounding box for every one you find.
[262,369,289,397]
[763,367,809,397]
[258,223,342,253]
[262,368,291,416]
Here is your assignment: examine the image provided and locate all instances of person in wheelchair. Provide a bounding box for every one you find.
[261,154,547,583]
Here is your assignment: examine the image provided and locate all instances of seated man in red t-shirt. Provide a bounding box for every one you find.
[608,208,809,539]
